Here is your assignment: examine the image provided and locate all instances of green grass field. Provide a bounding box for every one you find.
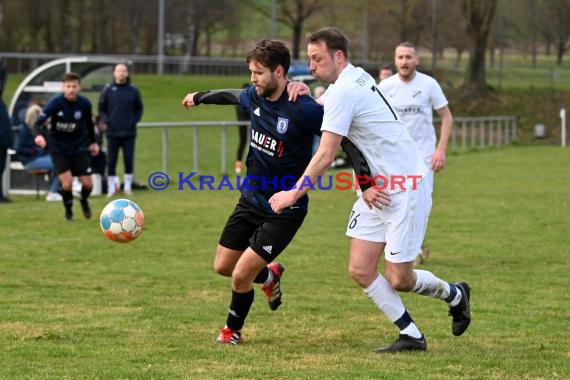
[1,143,569,379]
[1,71,569,378]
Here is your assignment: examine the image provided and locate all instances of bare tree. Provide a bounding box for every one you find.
[437,1,469,69]
[462,0,497,94]
[129,0,144,54]
[75,0,85,53]
[60,0,73,52]
[399,0,429,44]
[243,0,324,59]
[544,0,570,64]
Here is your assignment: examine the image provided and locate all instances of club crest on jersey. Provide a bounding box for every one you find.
[74,111,82,120]
[276,117,289,134]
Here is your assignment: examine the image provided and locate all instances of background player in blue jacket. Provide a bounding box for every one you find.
[182,39,323,345]
[98,63,143,196]
[34,72,99,221]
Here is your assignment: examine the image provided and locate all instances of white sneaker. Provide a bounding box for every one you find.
[124,189,133,196]
[46,192,62,202]
[106,185,120,198]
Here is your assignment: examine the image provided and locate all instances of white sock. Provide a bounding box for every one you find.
[124,174,133,191]
[363,275,422,339]
[108,176,119,194]
[363,275,406,322]
[401,323,422,339]
[412,269,451,300]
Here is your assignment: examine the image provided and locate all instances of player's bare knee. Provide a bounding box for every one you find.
[348,266,372,287]
[231,271,251,290]
[389,276,414,292]
[213,261,232,277]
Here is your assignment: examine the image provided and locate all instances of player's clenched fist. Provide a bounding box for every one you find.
[181,93,197,109]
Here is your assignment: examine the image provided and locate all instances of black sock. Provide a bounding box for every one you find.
[394,310,415,331]
[445,283,458,303]
[253,266,269,284]
[226,289,254,331]
[80,186,92,201]
[61,189,73,211]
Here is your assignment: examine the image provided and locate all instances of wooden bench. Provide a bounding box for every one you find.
[6,149,51,199]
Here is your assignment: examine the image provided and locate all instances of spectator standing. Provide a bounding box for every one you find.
[378,42,453,264]
[16,104,62,201]
[33,72,99,221]
[98,63,143,196]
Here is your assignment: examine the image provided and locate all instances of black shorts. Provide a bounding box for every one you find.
[51,151,93,176]
[219,197,306,263]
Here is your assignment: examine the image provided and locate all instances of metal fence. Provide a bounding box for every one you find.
[2,116,517,197]
[446,116,517,151]
[139,115,517,175]
[138,120,251,174]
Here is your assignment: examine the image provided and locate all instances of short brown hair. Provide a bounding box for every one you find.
[396,41,417,52]
[246,40,291,74]
[307,27,350,60]
[62,72,81,83]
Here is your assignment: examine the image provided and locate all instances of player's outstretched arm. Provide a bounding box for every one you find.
[182,89,243,109]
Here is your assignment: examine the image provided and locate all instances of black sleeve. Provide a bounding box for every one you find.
[193,89,242,105]
[340,137,373,192]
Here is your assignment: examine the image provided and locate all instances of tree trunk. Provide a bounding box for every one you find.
[455,49,464,69]
[182,6,197,73]
[130,0,143,54]
[291,21,302,60]
[556,40,565,64]
[290,0,304,59]
[461,0,497,94]
[75,1,84,52]
[60,0,72,52]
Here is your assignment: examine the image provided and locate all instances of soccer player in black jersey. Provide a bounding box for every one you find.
[182,39,323,345]
[34,72,100,221]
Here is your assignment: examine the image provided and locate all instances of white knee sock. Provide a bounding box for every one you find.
[108,176,119,194]
[364,275,422,338]
[363,275,407,322]
[412,269,452,300]
[124,174,133,191]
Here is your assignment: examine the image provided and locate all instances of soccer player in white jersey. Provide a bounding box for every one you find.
[379,42,452,189]
[378,41,453,264]
[269,27,471,353]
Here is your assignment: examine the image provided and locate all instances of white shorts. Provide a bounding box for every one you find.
[425,170,434,194]
[345,179,432,263]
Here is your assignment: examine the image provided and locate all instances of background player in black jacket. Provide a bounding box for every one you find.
[34,72,100,221]
[98,63,144,196]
